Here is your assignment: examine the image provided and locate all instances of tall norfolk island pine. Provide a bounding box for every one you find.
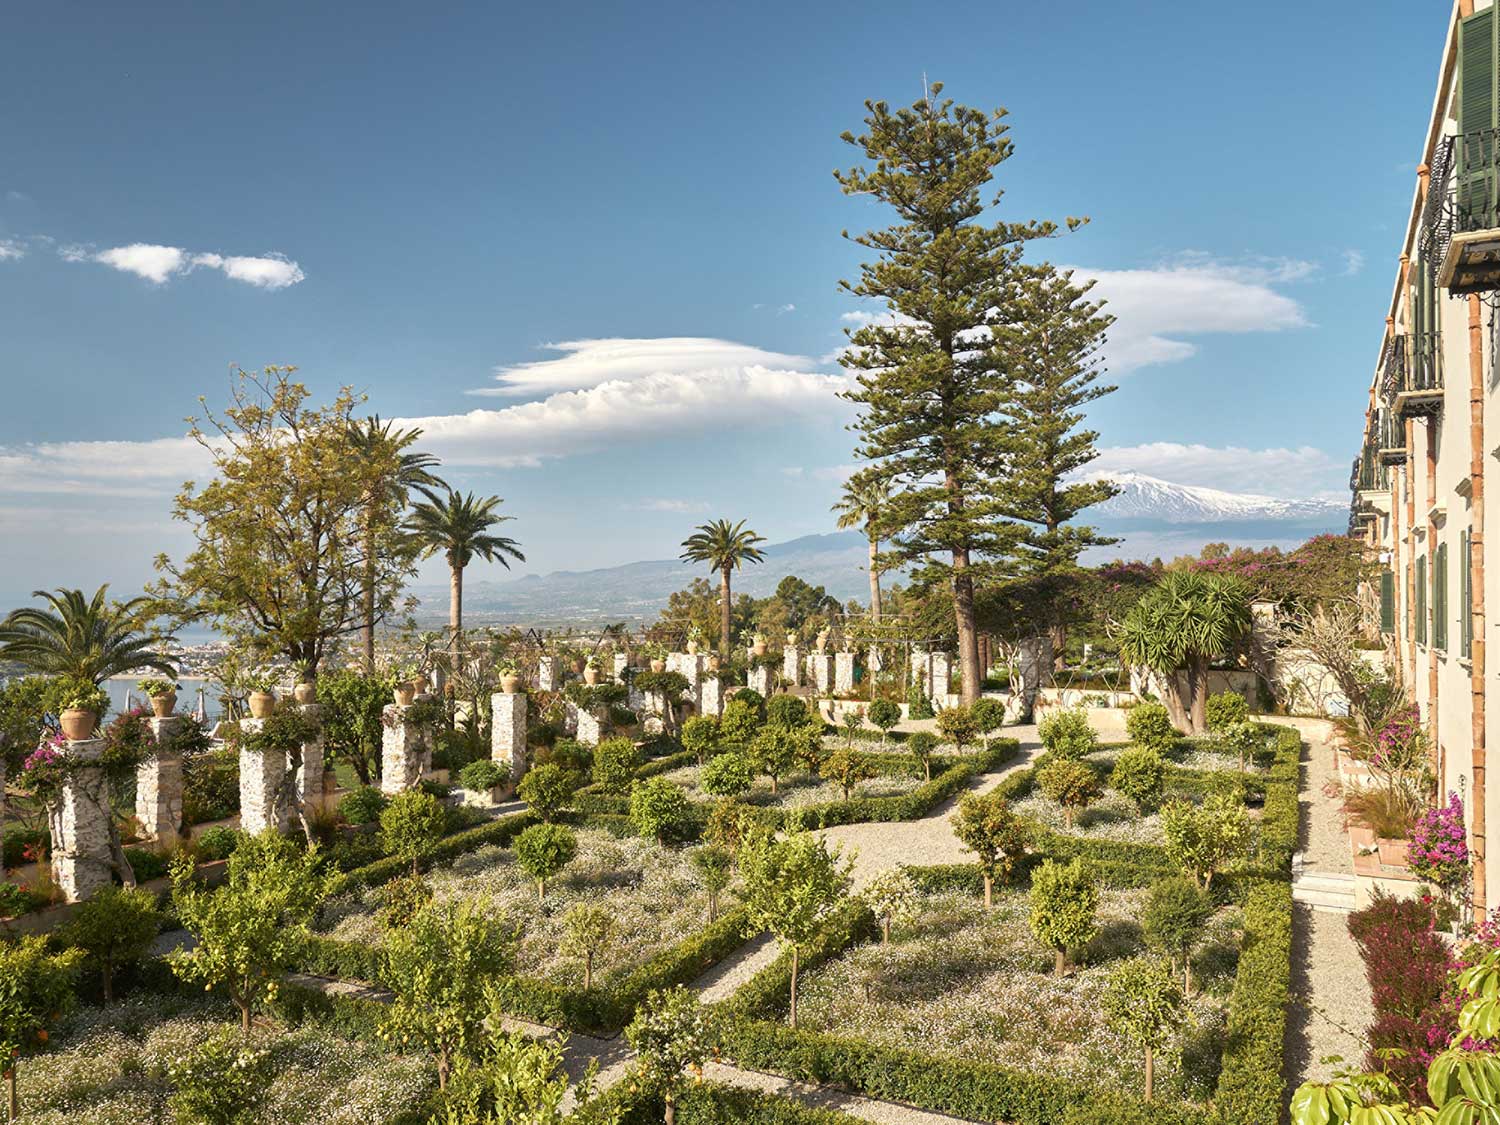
[837,83,1111,703]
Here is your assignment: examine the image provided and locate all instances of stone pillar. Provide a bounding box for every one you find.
[868,646,883,673]
[491,691,528,783]
[748,662,774,697]
[612,652,629,684]
[642,690,668,735]
[668,652,705,708]
[537,656,558,692]
[911,649,932,690]
[52,739,112,903]
[380,705,427,796]
[783,645,802,687]
[295,704,326,813]
[138,716,185,847]
[570,702,605,747]
[834,651,855,694]
[808,653,833,696]
[931,652,953,698]
[238,718,289,834]
[700,675,724,718]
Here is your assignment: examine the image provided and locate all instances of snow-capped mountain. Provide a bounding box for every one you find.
[1090,471,1346,525]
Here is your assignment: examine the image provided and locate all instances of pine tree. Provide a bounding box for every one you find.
[996,265,1118,667]
[836,82,1082,703]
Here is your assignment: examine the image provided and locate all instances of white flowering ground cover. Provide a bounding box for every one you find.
[795,888,1243,1101]
[322,828,735,987]
[21,995,433,1125]
[1011,789,1173,846]
[658,763,924,811]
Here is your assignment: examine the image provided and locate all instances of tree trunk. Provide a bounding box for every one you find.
[868,535,882,623]
[789,944,800,1029]
[1064,807,1074,830]
[240,998,252,1036]
[584,952,593,991]
[1054,948,1066,976]
[1187,657,1209,735]
[362,516,377,675]
[665,1091,676,1125]
[1160,671,1191,732]
[7,1066,15,1122]
[102,961,113,1003]
[982,873,992,909]
[951,549,982,704]
[1144,1045,1154,1102]
[881,918,891,944]
[538,877,545,904]
[720,567,733,660]
[449,562,464,678]
[1051,621,1068,673]
[438,1047,450,1091]
[1184,957,1192,998]
[708,890,718,923]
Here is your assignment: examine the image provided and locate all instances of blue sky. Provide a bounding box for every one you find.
[0,0,1443,605]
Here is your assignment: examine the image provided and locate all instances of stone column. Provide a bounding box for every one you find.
[783,645,802,687]
[612,652,629,684]
[642,690,668,735]
[491,691,528,783]
[570,702,605,747]
[910,648,931,690]
[52,739,112,903]
[834,651,855,694]
[748,663,773,698]
[380,705,427,796]
[808,653,833,696]
[537,656,558,692]
[138,716,185,847]
[699,675,725,718]
[238,718,289,834]
[295,704,326,813]
[668,652,705,708]
[868,646,883,673]
[931,652,953,699]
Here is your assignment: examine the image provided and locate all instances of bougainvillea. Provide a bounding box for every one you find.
[1372,705,1424,774]
[1408,793,1470,892]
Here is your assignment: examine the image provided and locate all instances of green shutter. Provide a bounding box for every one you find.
[1417,555,1428,645]
[1462,530,1474,658]
[1380,571,1395,634]
[1435,542,1449,652]
[1459,8,1500,231]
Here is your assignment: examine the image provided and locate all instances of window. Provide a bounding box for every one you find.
[1435,541,1449,653]
[1417,555,1428,645]
[1462,530,1475,658]
[1380,571,1395,634]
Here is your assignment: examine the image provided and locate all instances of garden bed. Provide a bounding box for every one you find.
[656,762,925,811]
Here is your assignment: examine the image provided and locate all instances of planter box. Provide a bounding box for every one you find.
[460,785,510,810]
[1378,837,1412,868]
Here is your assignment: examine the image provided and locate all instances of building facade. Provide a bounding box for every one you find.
[1352,0,1500,912]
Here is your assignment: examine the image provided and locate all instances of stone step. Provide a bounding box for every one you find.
[1293,871,1356,894]
[1292,886,1358,912]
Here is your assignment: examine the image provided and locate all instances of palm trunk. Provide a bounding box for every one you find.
[719,567,733,659]
[1187,657,1209,734]
[868,534,882,622]
[449,562,464,677]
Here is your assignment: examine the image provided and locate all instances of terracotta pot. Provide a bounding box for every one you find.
[501,673,522,694]
[786,632,798,646]
[584,666,600,685]
[393,683,417,707]
[412,674,429,695]
[248,691,276,719]
[573,658,585,674]
[706,654,720,672]
[816,631,830,653]
[752,640,767,657]
[650,658,666,673]
[59,708,96,740]
[1378,837,1412,868]
[293,682,317,705]
[150,692,177,718]
[686,639,699,655]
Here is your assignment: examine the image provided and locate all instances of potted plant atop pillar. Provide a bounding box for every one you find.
[643,641,667,674]
[391,663,418,707]
[292,659,317,705]
[137,677,180,718]
[751,633,768,657]
[498,660,522,695]
[584,656,602,685]
[815,627,831,653]
[246,671,278,719]
[57,678,109,740]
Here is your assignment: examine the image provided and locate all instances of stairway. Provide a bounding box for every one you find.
[1291,869,1358,913]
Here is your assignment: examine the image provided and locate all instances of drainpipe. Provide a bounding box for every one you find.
[1469,289,1487,913]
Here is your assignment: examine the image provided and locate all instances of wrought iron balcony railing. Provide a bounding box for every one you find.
[1379,332,1443,414]
[1352,446,1389,493]
[1377,409,1407,465]
[1427,130,1500,294]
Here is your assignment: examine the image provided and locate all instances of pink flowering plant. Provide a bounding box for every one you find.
[20,732,69,804]
[1408,792,1470,893]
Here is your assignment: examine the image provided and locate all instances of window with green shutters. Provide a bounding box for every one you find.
[1459,7,1499,230]
[1462,530,1475,659]
[1380,571,1395,634]
[1435,541,1449,652]
[1417,555,1428,645]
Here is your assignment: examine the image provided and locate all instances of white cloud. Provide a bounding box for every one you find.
[0,435,208,496]
[1342,249,1366,276]
[0,240,24,261]
[475,337,818,396]
[1090,442,1342,499]
[630,498,711,514]
[63,242,304,288]
[778,303,796,314]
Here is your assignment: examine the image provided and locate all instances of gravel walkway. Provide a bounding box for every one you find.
[703,1061,984,1124]
[692,932,780,1003]
[1299,738,1351,872]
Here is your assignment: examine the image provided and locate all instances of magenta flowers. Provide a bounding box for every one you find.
[1408,792,1470,891]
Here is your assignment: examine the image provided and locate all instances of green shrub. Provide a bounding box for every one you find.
[457,759,509,793]
[1029,857,1098,975]
[380,790,448,874]
[376,872,433,931]
[1038,708,1097,758]
[680,716,721,765]
[906,681,934,720]
[1110,747,1166,811]
[182,745,240,824]
[970,697,1006,744]
[515,823,578,902]
[193,825,242,862]
[1125,701,1177,752]
[1204,690,1249,733]
[518,763,580,822]
[701,752,753,799]
[629,777,695,845]
[593,737,641,794]
[935,705,978,752]
[906,732,939,782]
[165,1027,274,1124]
[339,785,389,826]
[58,884,161,1001]
[1036,757,1103,828]
[1142,875,1212,991]
[766,695,809,728]
[866,699,901,743]
[122,846,169,882]
[721,698,762,745]
[541,737,593,776]
[1215,880,1291,1122]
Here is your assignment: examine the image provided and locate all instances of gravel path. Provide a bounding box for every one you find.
[703,1061,983,1124]
[818,726,1041,887]
[1299,738,1351,872]
[692,932,780,1003]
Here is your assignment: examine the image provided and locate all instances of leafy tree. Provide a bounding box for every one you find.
[679,715,720,766]
[1116,572,1253,734]
[1220,719,1264,772]
[1109,747,1166,812]
[58,884,161,1001]
[953,791,1030,906]
[791,722,825,776]
[679,519,767,658]
[0,586,175,684]
[561,902,614,990]
[833,472,893,622]
[1160,794,1250,891]
[836,83,1080,703]
[1142,875,1213,995]
[625,986,719,1125]
[439,1018,612,1125]
[690,845,734,923]
[339,783,389,826]
[867,699,901,746]
[1037,757,1103,828]
[863,867,918,943]
[970,697,1005,748]
[748,726,799,793]
[515,823,577,902]
[380,899,513,1089]
[154,367,416,670]
[719,697,762,746]
[1125,701,1178,753]
[381,789,448,874]
[168,830,330,1034]
[906,731,939,782]
[704,798,759,857]
[1037,707,1096,758]
[766,694,810,730]
[936,705,978,754]
[821,747,877,799]
[700,752,753,799]
[1204,690,1249,733]
[404,489,524,672]
[592,736,640,794]
[164,1027,273,1125]
[377,872,434,931]
[517,762,579,822]
[318,669,391,785]
[1028,857,1097,975]
[0,936,82,1121]
[629,777,694,845]
[840,710,863,748]
[738,830,852,1027]
[1102,956,1185,1103]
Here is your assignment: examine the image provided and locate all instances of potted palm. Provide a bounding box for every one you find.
[245,671,278,719]
[57,678,109,740]
[137,677,179,718]
[292,659,317,705]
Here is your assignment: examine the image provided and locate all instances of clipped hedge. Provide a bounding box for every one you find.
[326,806,538,897]
[610,1082,872,1124]
[1212,873,1292,1122]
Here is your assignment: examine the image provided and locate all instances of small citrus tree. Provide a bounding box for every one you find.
[679,715,720,766]
[381,789,448,875]
[515,823,578,903]
[561,902,614,991]
[58,884,161,1002]
[0,936,82,1121]
[592,737,640,794]
[748,726,798,793]
[1102,956,1185,1102]
[936,704,978,753]
[867,698,901,746]
[1028,858,1097,975]
[1160,793,1250,891]
[1142,875,1213,994]
[863,867,918,943]
[953,791,1030,907]
[906,731,939,782]
[1037,757,1103,828]
[820,747,877,799]
[625,986,719,1125]
[689,845,734,923]
[970,697,1005,749]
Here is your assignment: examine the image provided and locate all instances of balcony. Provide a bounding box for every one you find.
[1352,447,1389,494]
[1389,332,1444,417]
[1377,410,1406,466]
[1430,130,1500,294]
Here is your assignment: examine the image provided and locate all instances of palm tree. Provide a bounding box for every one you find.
[404,491,525,671]
[349,417,444,674]
[832,473,891,623]
[0,586,177,684]
[680,519,767,658]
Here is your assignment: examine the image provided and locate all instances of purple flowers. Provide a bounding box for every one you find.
[1409,793,1470,891]
[22,739,63,773]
